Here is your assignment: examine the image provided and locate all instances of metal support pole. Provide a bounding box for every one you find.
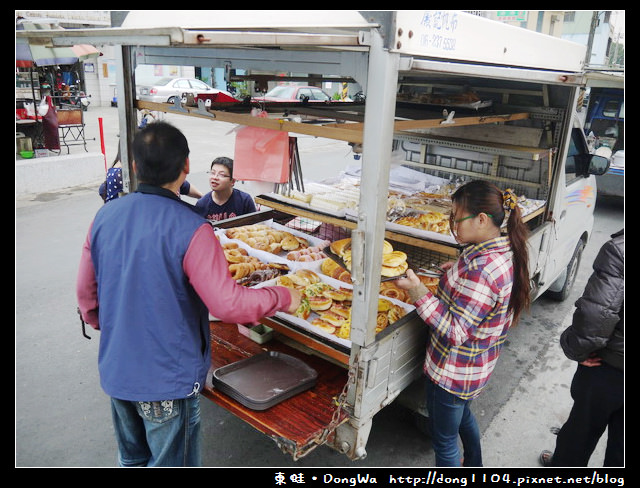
[115,45,139,193]
[349,27,399,347]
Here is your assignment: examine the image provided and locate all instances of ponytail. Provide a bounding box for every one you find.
[502,189,531,324]
[452,181,531,324]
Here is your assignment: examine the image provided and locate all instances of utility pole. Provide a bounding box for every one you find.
[584,11,599,67]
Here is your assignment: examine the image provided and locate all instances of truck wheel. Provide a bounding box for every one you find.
[413,411,432,437]
[546,239,585,301]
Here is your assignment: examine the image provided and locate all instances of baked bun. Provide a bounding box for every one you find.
[322,286,351,301]
[318,310,347,327]
[382,251,407,268]
[382,240,394,254]
[277,275,298,288]
[330,238,351,257]
[308,295,332,311]
[336,287,353,301]
[381,261,408,277]
[281,234,300,251]
[311,318,336,334]
[288,269,319,287]
[377,298,393,312]
[329,302,351,319]
[304,282,330,297]
[294,298,311,320]
[298,269,320,284]
[320,258,352,283]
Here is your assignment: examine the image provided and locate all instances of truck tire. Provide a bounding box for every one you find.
[546,239,585,301]
[413,411,432,437]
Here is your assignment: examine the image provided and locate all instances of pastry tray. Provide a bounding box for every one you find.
[211,351,318,411]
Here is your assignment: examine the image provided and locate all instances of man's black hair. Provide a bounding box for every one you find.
[132,121,190,186]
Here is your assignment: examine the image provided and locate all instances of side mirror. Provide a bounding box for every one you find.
[588,154,610,176]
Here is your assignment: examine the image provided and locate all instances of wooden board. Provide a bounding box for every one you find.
[203,321,349,457]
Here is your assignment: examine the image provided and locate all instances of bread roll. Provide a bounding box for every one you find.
[381,261,408,277]
[322,286,351,302]
[319,310,347,327]
[330,238,351,257]
[382,251,407,268]
[311,318,336,334]
[329,302,351,319]
[294,298,311,320]
[308,295,333,311]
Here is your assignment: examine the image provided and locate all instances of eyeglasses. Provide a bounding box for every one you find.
[207,171,231,179]
[450,213,494,225]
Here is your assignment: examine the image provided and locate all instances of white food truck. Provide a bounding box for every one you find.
[19,10,610,460]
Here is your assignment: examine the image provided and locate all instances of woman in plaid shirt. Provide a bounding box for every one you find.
[396,180,531,467]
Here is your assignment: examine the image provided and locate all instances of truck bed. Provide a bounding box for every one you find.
[202,320,349,459]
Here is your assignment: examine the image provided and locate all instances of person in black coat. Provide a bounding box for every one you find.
[540,229,624,467]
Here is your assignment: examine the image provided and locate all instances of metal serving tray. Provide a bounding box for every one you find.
[211,351,318,411]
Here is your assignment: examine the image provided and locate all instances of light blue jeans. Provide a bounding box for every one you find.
[110,395,202,467]
[426,379,482,467]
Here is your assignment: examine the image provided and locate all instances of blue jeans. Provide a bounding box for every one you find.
[426,379,482,467]
[110,395,202,467]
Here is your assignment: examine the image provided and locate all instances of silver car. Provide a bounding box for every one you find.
[137,77,236,104]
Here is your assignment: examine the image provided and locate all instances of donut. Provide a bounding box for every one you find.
[308,295,332,311]
[223,242,239,250]
[229,263,253,280]
[375,312,389,333]
[224,248,248,263]
[419,275,440,294]
[380,282,409,303]
[388,304,407,324]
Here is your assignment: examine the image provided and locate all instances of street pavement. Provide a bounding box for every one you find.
[15,105,624,470]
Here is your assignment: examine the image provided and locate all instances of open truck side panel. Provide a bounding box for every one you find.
[18,10,610,460]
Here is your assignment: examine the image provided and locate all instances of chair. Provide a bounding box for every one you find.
[57,108,94,153]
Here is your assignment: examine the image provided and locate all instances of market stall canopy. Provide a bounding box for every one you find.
[16,18,101,68]
[16,42,101,68]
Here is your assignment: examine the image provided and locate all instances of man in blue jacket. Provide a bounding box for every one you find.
[77,121,301,466]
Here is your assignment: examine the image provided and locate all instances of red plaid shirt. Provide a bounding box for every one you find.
[415,236,514,400]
